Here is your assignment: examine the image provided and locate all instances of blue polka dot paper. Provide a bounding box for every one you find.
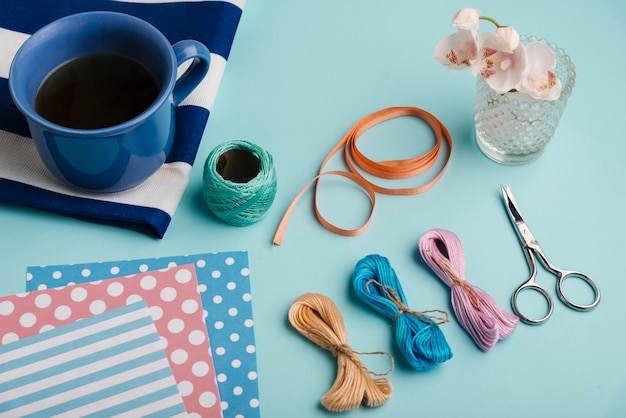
[26,251,260,418]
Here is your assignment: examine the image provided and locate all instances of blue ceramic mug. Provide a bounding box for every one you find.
[9,11,211,192]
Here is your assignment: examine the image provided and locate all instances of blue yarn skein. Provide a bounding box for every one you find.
[352,254,453,371]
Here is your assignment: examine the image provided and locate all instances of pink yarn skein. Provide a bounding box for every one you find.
[418,228,518,351]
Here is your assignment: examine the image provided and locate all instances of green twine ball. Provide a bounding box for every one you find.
[203,140,277,226]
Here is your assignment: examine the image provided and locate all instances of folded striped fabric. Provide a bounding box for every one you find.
[0,0,244,238]
[0,301,188,417]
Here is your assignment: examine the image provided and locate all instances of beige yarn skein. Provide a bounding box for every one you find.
[288,292,393,412]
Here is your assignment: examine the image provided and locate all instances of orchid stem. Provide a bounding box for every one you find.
[479,16,501,28]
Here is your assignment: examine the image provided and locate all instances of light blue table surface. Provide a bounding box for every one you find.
[2,1,625,417]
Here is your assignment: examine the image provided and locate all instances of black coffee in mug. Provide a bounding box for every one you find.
[35,52,161,129]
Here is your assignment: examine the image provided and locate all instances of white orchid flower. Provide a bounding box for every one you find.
[434,29,478,69]
[472,31,527,94]
[516,41,562,101]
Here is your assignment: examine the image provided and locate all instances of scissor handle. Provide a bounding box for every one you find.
[555,270,601,311]
[512,281,554,325]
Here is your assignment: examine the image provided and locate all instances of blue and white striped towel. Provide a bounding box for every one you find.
[0,300,188,417]
[0,0,244,238]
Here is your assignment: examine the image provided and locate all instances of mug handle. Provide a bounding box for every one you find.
[171,40,211,106]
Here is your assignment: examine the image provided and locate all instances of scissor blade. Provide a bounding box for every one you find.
[501,185,539,249]
[501,184,524,223]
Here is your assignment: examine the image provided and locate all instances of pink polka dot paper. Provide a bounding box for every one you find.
[0,264,221,418]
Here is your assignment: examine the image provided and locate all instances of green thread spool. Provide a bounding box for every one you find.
[203,140,277,226]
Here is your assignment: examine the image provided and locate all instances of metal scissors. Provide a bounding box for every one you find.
[501,185,601,325]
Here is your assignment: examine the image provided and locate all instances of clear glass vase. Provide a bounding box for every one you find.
[474,36,576,165]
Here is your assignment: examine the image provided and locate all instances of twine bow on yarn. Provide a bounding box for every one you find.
[288,293,394,412]
[203,140,277,227]
[418,229,519,351]
[352,254,453,371]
